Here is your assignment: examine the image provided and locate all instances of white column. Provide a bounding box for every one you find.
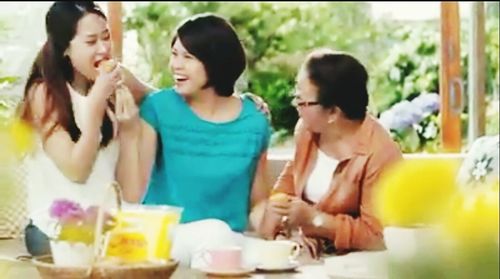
[467,2,486,144]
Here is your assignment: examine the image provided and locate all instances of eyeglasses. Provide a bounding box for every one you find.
[291,95,320,108]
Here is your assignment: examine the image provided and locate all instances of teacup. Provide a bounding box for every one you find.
[255,240,300,268]
[203,246,243,271]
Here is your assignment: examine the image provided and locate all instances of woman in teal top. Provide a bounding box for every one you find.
[122,14,272,233]
[139,88,270,231]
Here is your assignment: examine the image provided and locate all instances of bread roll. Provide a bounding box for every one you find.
[98,59,126,106]
[270,192,290,202]
[99,59,117,73]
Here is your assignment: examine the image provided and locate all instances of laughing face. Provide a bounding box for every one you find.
[169,38,208,96]
[65,13,112,81]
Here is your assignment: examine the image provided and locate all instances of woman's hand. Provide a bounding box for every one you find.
[276,228,321,260]
[261,193,291,238]
[287,197,316,227]
[87,65,122,120]
[295,228,321,260]
[115,87,140,138]
[266,198,290,231]
[241,92,271,120]
[120,63,157,105]
[266,193,292,223]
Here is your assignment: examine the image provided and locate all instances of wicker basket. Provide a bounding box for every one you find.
[33,255,179,279]
[31,182,179,279]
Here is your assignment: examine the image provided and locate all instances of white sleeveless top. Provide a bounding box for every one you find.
[24,84,119,237]
[304,149,339,204]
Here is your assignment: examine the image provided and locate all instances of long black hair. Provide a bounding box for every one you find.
[20,1,113,146]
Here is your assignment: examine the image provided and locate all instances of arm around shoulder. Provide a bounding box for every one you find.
[120,119,158,203]
[121,65,157,105]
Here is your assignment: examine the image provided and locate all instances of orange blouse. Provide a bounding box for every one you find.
[273,115,402,252]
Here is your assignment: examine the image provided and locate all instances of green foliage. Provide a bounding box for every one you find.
[0,81,22,120]
[0,76,19,84]
[371,26,441,114]
[0,18,9,39]
[0,96,18,120]
[1,17,21,107]
[487,2,499,19]
[125,3,499,149]
[0,97,21,210]
[368,13,499,113]
[372,15,498,152]
[248,71,297,134]
[125,3,179,87]
[486,99,499,135]
[485,15,499,96]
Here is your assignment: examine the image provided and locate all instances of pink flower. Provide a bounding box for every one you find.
[49,199,116,235]
[49,199,85,225]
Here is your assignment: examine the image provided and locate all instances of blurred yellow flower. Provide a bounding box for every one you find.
[442,181,499,245]
[10,117,35,157]
[0,117,35,163]
[374,158,460,227]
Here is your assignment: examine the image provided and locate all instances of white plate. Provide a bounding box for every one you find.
[324,251,387,279]
[256,261,299,272]
[200,266,254,277]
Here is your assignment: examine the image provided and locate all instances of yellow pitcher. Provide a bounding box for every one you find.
[104,205,183,263]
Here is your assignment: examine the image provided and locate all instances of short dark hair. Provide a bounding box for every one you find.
[171,13,246,97]
[303,49,369,120]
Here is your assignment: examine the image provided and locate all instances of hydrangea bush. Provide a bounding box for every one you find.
[379,92,440,153]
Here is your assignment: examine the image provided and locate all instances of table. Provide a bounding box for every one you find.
[0,238,388,279]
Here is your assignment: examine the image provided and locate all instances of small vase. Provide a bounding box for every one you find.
[50,240,94,267]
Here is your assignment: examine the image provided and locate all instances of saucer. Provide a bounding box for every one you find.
[255,260,299,272]
[200,266,254,277]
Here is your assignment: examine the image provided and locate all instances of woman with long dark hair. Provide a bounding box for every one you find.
[19,1,145,256]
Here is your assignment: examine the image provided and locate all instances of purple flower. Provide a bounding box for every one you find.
[411,93,440,116]
[49,199,85,224]
[379,109,397,130]
[380,100,424,131]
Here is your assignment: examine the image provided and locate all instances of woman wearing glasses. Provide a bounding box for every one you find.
[259,49,402,257]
